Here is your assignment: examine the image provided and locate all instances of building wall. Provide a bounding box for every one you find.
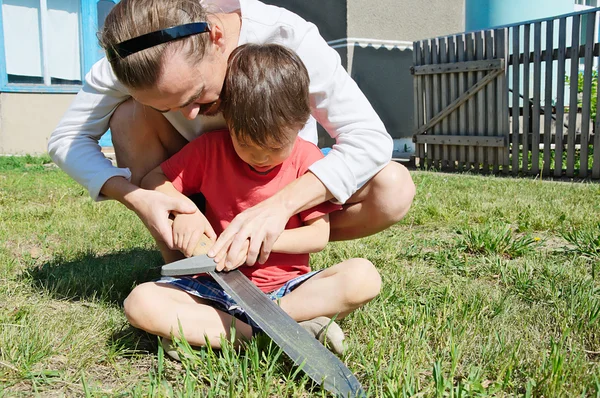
[466,0,573,31]
[344,0,465,148]
[0,1,467,155]
[258,0,467,42]
[346,45,415,146]
[263,0,466,154]
[0,93,75,154]
[261,0,347,42]
[348,0,466,41]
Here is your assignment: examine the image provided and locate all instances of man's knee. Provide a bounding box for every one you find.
[109,99,181,185]
[109,98,138,147]
[372,162,416,224]
[109,98,134,128]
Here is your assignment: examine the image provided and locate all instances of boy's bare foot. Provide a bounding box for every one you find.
[161,316,345,361]
[299,316,345,355]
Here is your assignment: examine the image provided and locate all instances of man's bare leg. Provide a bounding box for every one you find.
[157,240,185,264]
[110,99,188,186]
[329,162,416,241]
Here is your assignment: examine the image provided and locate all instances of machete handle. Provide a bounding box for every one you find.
[192,233,213,256]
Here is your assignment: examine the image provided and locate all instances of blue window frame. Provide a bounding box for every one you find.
[0,0,116,93]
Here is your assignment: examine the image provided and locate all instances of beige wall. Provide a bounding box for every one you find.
[0,93,75,155]
[348,0,466,42]
[266,0,466,43]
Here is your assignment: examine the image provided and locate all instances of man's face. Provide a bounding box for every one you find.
[129,46,227,120]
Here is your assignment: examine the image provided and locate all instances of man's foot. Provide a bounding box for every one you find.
[299,316,345,355]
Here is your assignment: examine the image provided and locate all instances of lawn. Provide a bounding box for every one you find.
[1,155,599,397]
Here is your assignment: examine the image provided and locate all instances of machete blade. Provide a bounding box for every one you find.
[210,269,365,397]
[161,255,217,276]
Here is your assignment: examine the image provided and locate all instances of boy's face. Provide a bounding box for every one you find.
[230,128,298,173]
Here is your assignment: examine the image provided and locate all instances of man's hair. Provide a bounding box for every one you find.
[98,0,210,89]
[221,44,311,148]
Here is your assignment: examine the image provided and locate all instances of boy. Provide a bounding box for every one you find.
[131,44,381,358]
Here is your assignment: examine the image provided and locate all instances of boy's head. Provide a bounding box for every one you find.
[220,43,310,172]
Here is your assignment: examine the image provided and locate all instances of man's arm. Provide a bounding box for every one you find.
[296,24,392,204]
[48,58,133,201]
[210,171,333,264]
[216,214,330,271]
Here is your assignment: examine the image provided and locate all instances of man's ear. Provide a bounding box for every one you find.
[208,22,226,53]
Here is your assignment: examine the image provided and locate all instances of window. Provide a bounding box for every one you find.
[575,0,598,6]
[0,0,116,93]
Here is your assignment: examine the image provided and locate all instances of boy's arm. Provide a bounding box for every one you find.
[270,215,330,254]
[141,165,194,203]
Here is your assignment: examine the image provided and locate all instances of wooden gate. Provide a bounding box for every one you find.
[412,29,509,172]
[413,8,600,179]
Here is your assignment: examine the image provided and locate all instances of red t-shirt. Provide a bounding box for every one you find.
[161,129,341,293]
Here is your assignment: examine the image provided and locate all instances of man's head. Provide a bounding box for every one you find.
[99,0,228,118]
[221,44,311,172]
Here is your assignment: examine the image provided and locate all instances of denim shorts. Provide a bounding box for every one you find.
[156,270,322,334]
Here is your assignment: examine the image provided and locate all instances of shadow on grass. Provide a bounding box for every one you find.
[109,324,160,357]
[25,248,163,305]
[25,249,328,394]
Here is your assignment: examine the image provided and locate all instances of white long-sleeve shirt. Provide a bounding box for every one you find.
[48,0,392,203]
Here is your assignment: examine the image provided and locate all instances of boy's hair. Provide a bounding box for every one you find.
[98,0,210,89]
[221,44,311,148]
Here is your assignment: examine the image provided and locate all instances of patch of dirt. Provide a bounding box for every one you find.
[82,361,129,393]
[540,235,570,251]
[3,381,35,395]
[3,235,64,268]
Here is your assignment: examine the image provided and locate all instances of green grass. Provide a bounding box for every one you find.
[1,158,600,396]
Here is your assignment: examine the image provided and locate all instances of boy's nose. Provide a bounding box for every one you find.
[252,153,269,164]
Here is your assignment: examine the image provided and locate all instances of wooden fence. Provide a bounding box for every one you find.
[412,8,600,179]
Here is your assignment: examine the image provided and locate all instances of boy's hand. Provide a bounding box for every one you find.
[172,211,217,257]
[130,189,197,249]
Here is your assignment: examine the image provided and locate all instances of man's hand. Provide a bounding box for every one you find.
[172,211,217,257]
[128,189,198,248]
[214,239,250,271]
[209,196,291,267]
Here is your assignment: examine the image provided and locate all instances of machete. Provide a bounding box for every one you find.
[161,235,365,397]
